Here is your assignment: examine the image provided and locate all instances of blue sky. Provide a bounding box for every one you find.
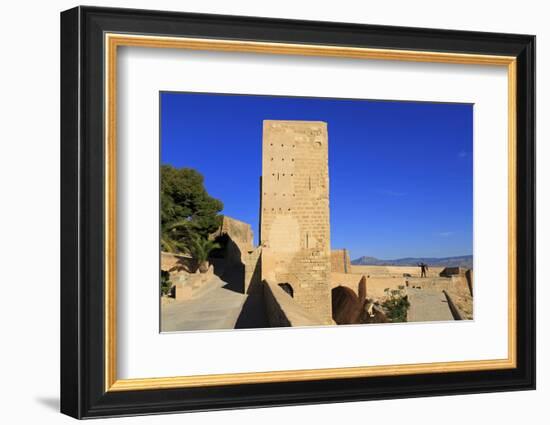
[161,92,473,260]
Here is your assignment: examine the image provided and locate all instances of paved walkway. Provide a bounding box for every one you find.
[161,275,248,332]
[407,288,454,322]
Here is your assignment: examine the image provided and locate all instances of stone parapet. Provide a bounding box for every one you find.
[263,280,323,327]
[211,215,254,266]
[331,271,472,301]
[161,251,194,273]
[174,265,216,301]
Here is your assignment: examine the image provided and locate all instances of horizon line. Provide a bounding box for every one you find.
[350,253,473,261]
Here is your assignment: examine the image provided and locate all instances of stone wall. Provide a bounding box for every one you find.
[260,120,332,324]
[331,249,351,273]
[173,265,215,300]
[244,246,262,294]
[263,280,324,327]
[440,266,466,277]
[465,268,474,296]
[331,271,471,300]
[330,272,367,296]
[161,252,195,274]
[212,215,254,265]
[350,264,444,278]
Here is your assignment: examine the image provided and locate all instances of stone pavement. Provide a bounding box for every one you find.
[407,288,454,322]
[161,275,248,332]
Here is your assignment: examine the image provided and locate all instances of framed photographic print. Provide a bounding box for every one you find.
[60,6,535,419]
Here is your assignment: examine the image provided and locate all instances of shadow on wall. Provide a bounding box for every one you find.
[235,253,269,329]
[210,233,245,293]
[211,225,270,328]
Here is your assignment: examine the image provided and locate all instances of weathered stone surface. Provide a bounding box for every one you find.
[260,120,332,324]
[407,289,454,322]
[211,215,254,266]
[351,264,444,278]
[331,249,351,273]
[174,264,215,301]
[244,246,262,294]
[162,275,248,332]
[263,280,323,327]
[407,288,454,322]
[161,252,194,274]
[465,268,473,296]
[439,266,466,277]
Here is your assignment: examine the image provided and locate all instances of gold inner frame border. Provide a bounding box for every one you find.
[104,33,517,392]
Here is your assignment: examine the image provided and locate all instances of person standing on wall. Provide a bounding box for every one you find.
[418,262,429,278]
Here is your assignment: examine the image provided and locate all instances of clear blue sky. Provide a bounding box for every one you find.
[161,91,473,260]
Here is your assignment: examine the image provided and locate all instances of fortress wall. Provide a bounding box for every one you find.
[449,275,472,297]
[405,276,469,294]
[331,271,470,300]
[161,251,194,273]
[331,272,404,299]
[244,246,262,294]
[350,265,444,278]
[212,215,254,265]
[260,120,332,324]
[331,249,351,273]
[263,280,325,327]
[364,278,408,298]
[330,272,365,294]
[219,215,253,252]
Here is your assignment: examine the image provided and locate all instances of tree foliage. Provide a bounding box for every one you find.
[160,270,172,296]
[187,236,221,272]
[382,288,410,322]
[160,165,223,254]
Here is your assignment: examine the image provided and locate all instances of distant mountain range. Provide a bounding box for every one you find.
[351,255,473,269]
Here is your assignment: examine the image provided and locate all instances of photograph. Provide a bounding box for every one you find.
[159,92,474,332]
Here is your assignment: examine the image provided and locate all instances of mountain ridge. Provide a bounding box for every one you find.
[351,255,473,268]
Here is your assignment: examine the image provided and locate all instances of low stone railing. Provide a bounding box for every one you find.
[442,290,464,320]
[263,280,322,327]
[161,251,194,273]
[173,265,215,300]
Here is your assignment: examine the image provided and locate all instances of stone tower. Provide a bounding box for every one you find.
[260,120,332,324]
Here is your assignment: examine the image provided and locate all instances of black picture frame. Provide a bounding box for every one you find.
[61,5,535,419]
